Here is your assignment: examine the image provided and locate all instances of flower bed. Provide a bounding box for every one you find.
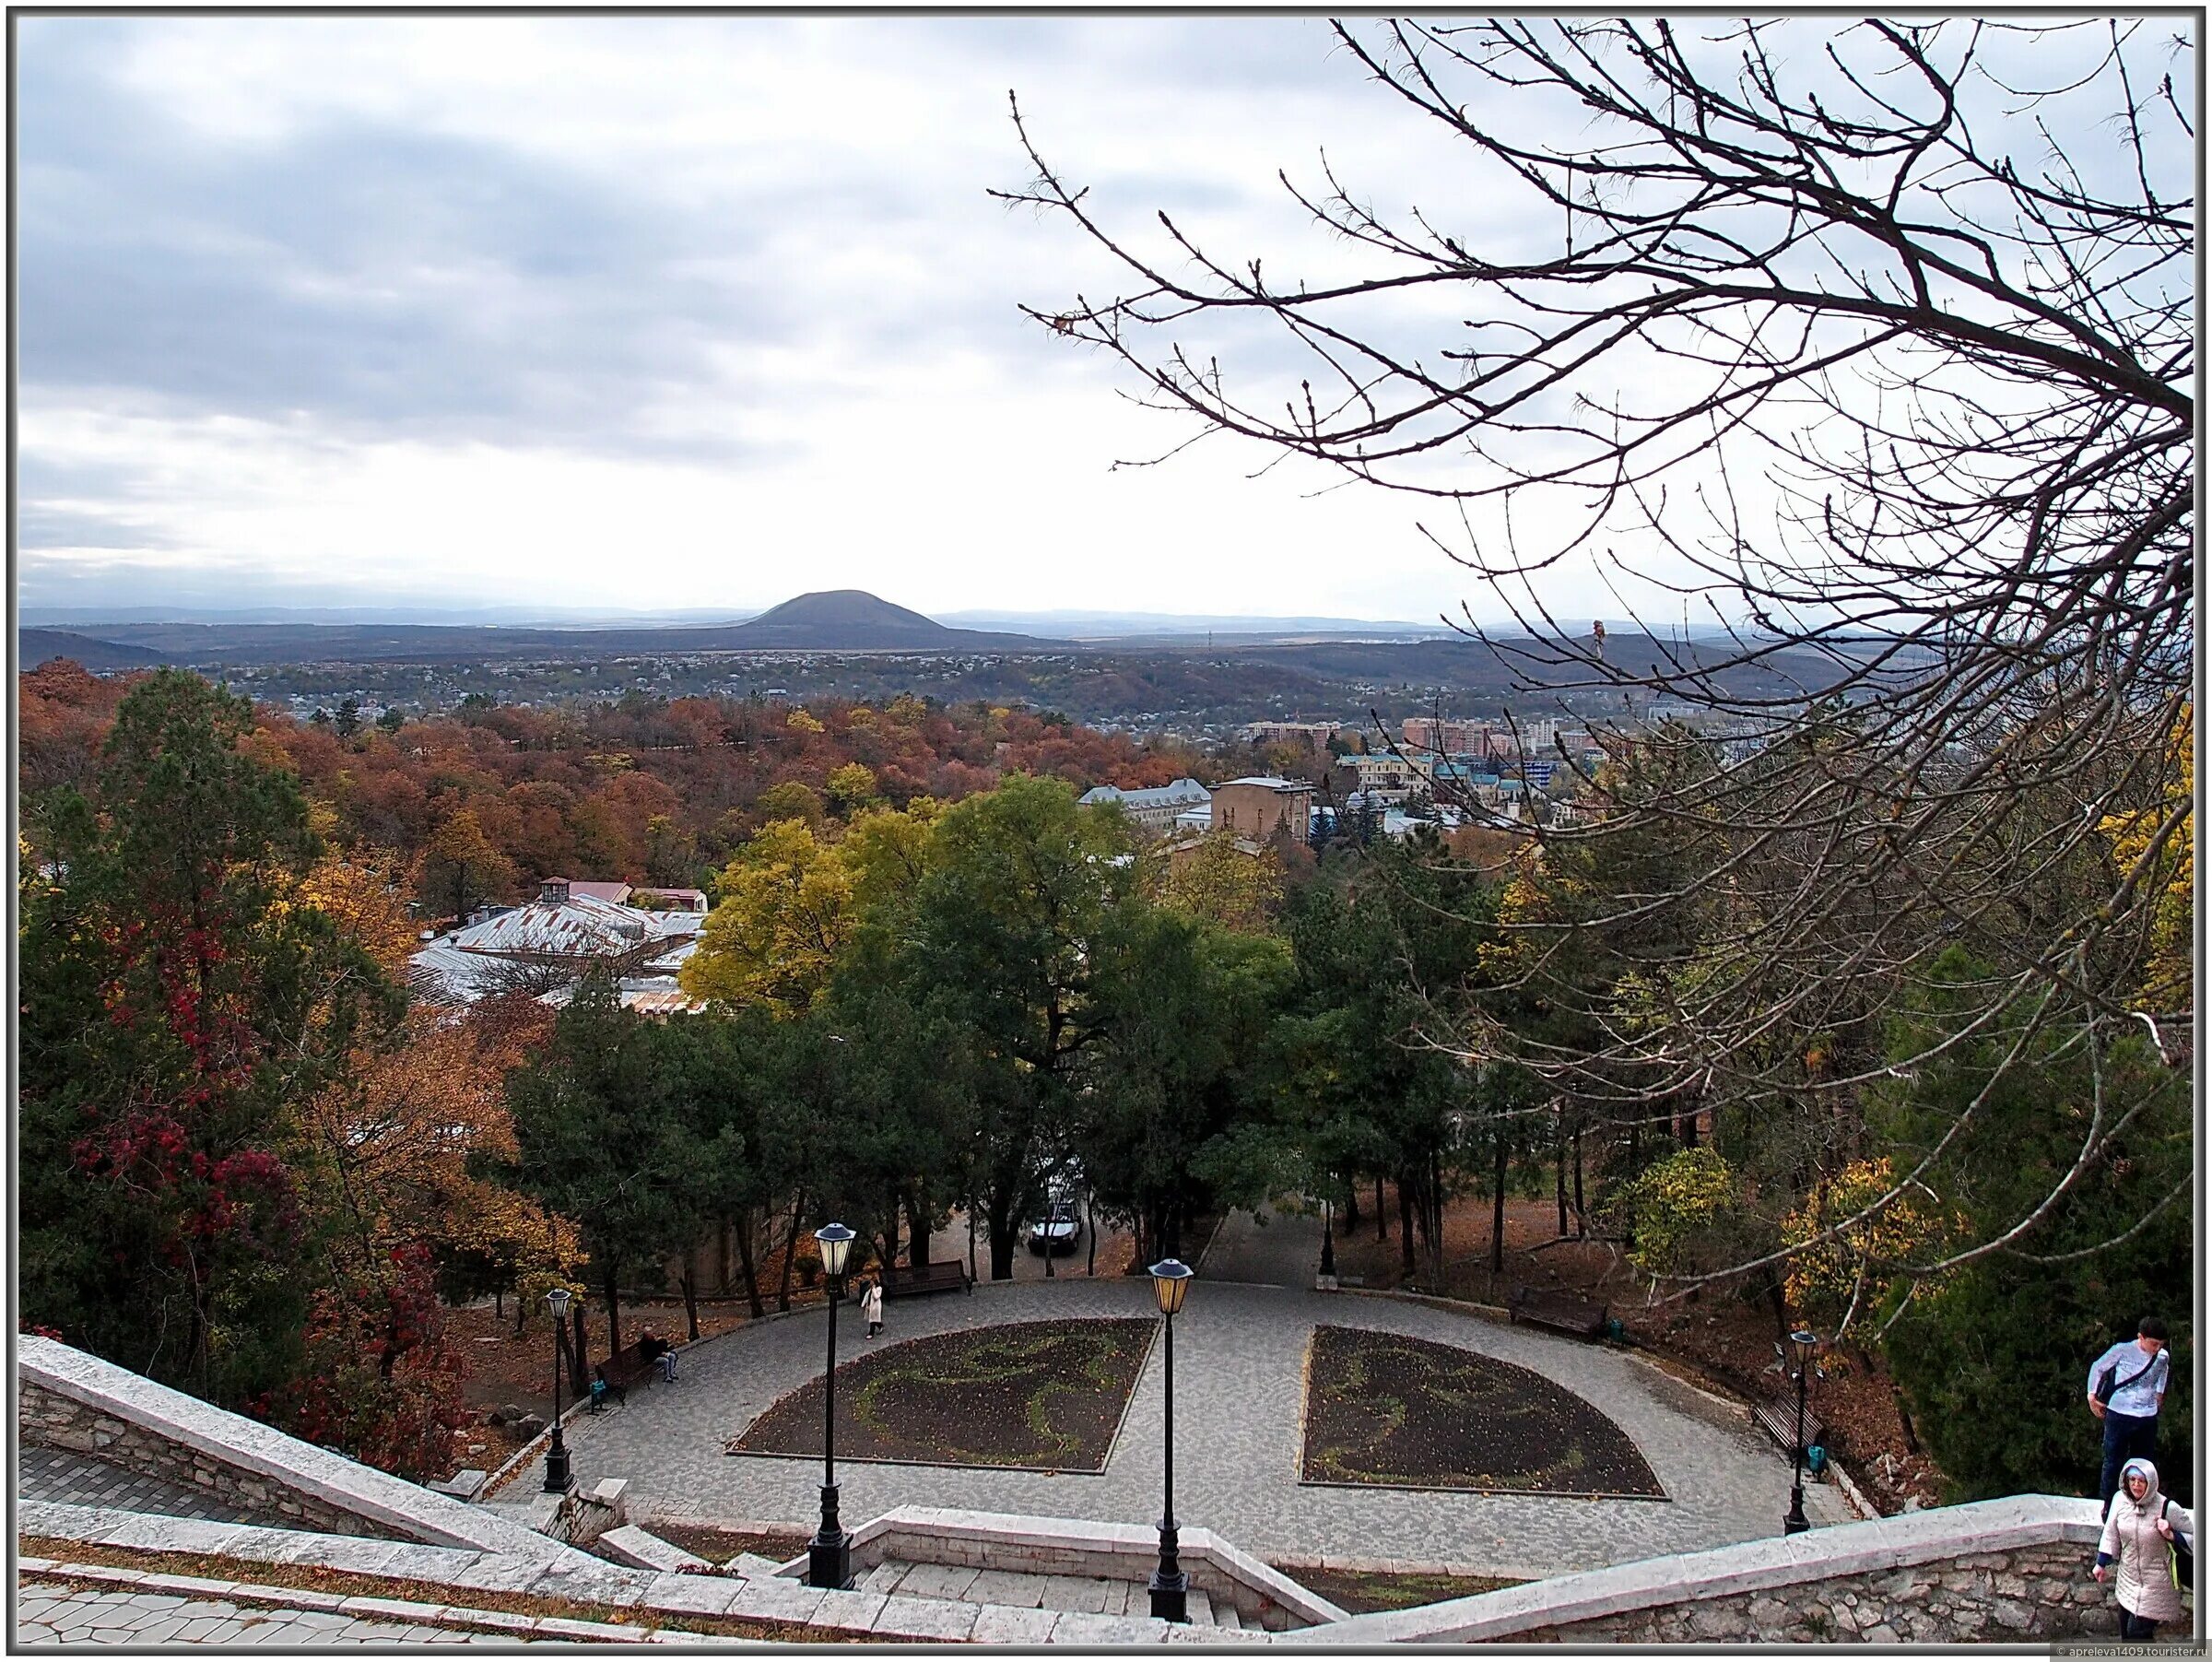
[728,1318,1155,1472]
[1300,1325,1665,1498]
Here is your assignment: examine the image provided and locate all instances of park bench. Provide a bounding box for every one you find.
[879,1260,973,1300]
[594,1340,662,1406]
[1508,1284,1610,1340]
[1750,1392,1829,1459]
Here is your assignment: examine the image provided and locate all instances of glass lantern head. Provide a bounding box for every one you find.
[815,1222,856,1279]
[1149,1258,1194,1316]
[546,1286,571,1319]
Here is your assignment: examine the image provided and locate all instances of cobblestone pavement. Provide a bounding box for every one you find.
[16,1448,269,1526]
[555,1215,1853,1579]
[1201,1205,1324,1285]
[12,1585,537,1645]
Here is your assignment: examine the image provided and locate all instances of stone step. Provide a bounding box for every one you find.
[1188,1589,1214,1626]
[596,1525,711,1574]
[1215,1600,1244,1631]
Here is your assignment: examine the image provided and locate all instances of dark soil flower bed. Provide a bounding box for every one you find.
[727,1318,1155,1472]
[1300,1325,1665,1499]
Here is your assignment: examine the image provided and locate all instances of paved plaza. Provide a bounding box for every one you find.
[552,1210,1848,1578]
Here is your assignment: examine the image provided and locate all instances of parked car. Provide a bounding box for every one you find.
[1027,1198,1083,1255]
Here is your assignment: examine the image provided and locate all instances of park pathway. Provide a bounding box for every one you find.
[1199,1205,1322,1286]
[549,1228,1852,1580]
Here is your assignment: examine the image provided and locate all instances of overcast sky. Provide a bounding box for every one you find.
[16,16,2190,626]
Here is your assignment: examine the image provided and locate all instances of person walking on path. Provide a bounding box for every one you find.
[861,1276,885,1339]
[2088,1318,2171,1510]
[2093,1456,2193,1641]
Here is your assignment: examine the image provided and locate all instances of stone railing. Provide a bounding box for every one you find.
[18,1335,592,1563]
[1279,1494,2124,1645]
[784,1504,1348,1632]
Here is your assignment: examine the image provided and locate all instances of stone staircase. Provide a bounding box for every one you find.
[860,1557,1252,1631]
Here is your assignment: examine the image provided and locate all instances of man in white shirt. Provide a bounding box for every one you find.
[2088,1317,2171,1512]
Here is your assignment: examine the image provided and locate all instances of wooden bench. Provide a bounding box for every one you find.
[1750,1394,1829,1457]
[878,1260,972,1300]
[594,1340,662,1405]
[1508,1284,1610,1340]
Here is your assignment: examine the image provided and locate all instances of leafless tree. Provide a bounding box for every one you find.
[1003,18,2193,1289]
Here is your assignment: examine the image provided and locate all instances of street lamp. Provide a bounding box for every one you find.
[1148,1258,1194,1623]
[542,1286,574,1494]
[807,1222,857,1590]
[1783,1328,1818,1536]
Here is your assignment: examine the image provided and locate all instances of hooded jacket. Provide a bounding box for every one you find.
[2097,1456,2194,1622]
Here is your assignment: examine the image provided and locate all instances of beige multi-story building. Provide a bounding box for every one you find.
[1078,777,1212,837]
[1210,776,1315,843]
[1338,751,1417,794]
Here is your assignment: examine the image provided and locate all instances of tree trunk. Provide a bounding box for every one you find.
[494,1288,504,1322]
[1490,1138,1509,1276]
[734,1208,764,1320]
[1396,1177,1417,1279]
[776,1196,805,1314]
[987,1190,1018,1281]
[967,1201,978,1283]
[1556,1123,1570,1237]
[1085,1191,1097,1277]
[679,1248,700,1341]
[1572,1126,1586,1238]
[1376,1174,1387,1242]
[1344,1179,1359,1234]
[603,1259,624,1361]
[571,1303,589,1389]
[905,1186,929,1269]
[718,1216,734,1295]
[1430,1149,1446,1283]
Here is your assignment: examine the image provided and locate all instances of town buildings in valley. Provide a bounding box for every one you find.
[408,876,703,1010]
[1077,777,1212,836]
[1209,776,1316,843]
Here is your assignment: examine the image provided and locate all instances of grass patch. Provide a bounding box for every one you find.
[1279,1562,1520,1615]
[729,1318,1154,1472]
[1300,1325,1665,1498]
[639,1521,811,1566]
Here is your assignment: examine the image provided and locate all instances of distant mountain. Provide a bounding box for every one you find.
[43,592,1064,666]
[727,590,1056,650]
[18,629,171,672]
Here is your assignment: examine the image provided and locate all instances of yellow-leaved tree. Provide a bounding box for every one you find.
[2099,706,2192,1021]
[1780,1158,1959,1338]
[1153,831,1283,934]
[681,819,858,1015]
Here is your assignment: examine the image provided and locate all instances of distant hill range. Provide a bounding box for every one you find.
[17,590,1064,666]
[19,629,171,672]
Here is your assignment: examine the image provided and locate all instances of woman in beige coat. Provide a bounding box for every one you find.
[2094,1456,2193,1640]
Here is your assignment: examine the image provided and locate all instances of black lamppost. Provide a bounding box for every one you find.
[542,1286,574,1494]
[807,1223,857,1590]
[1148,1258,1194,1624]
[1783,1328,1818,1535]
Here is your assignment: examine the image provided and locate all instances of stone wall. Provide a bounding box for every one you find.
[1280,1494,2126,1647]
[17,1335,597,1563]
[19,1378,382,1538]
[1524,1540,2109,1644]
